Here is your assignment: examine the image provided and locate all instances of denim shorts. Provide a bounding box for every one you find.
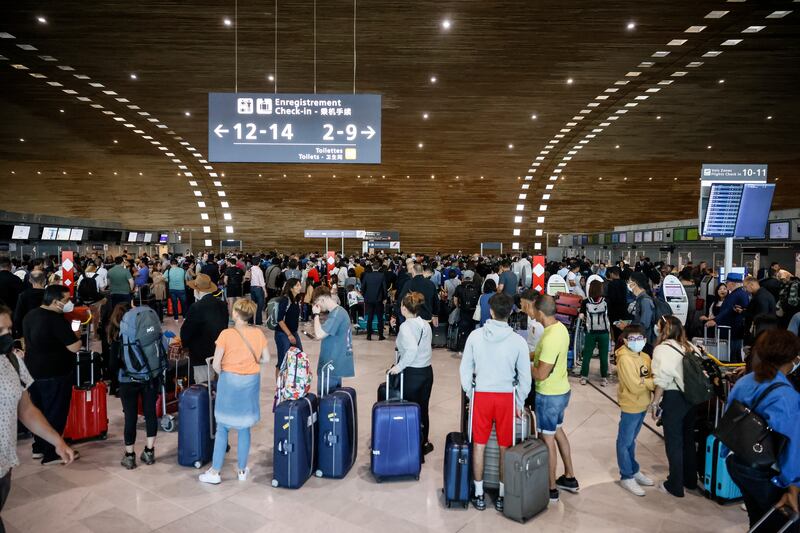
[535,391,571,435]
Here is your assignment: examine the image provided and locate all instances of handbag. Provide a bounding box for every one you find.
[472,303,481,322]
[234,327,263,365]
[714,382,789,470]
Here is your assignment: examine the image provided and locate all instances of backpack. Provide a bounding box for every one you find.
[585,298,609,332]
[670,344,713,405]
[459,282,481,312]
[119,306,166,382]
[275,346,312,402]
[77,275,100,304]
[653,294,673,322]
[266,297,283,330]
[227,267,244,286]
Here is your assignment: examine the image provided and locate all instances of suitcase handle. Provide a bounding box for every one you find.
[385,369,403,401]
[748,506,799,533]
[205,357,216,441]
[321,361,334,398]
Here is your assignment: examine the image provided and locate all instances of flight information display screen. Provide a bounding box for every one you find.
[703,183,775,238]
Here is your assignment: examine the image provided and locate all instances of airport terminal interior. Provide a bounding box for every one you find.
[2,1,800,532]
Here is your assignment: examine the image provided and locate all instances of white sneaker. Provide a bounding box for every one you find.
[633,471,654,486]
[600,378,608,387]
[621,478,645,497]
[198,469,221,484]
[580,378,587,386]
[237,467,250,481]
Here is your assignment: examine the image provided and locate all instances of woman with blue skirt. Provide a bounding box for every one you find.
[199,299,270,484]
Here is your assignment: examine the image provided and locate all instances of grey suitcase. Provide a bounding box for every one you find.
[503,429,550,523]
[483,412,532,490]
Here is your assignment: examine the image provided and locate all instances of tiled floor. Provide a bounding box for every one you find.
[5,321,749,533]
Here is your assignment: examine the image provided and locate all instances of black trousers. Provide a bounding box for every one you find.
[28,374,72,460]
[119,378,160,446]
[457,315,475,351]
[727,455,799,533]
[661,390,698,496]
[365,302,385,337]
[401,366,434,445]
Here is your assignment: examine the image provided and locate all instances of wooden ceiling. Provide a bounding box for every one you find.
[1,0,799,252]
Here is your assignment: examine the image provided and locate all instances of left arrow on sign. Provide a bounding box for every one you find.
[214,124,230,138]
[360,126,375,139]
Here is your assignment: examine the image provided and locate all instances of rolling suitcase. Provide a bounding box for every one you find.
[272,393,318,488]
[446,323,459,351]
[483,409,533,490]
[693,325,732,362]
[748,506,800,533]
[371,371,422,482]
[503,407,550,523]
[177,383,214,468]
[443,431,471,508]
[703,398,742,503]
[316,363,358,479]
[432,324,448,348]
[63,351,108,442]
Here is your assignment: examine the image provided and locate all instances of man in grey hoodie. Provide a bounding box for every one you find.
[460,292,532,513]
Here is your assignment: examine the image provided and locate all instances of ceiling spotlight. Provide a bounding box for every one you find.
[307,174,311,178]
[718,79,725,84]
[37,16,47,24]
[766,115,773,120]
[418,142,424,148]
[707,145,712,149]
[531,114,538,120]
[431,174,435,179]
[113,139,118,144]
[624,177,628,181]
[62,171,66,175]
[258,173,262,177]
[648,177,653,181]
[422,112,429,120]
[441,19,452,30]
[627,21,636,30]
[184,111,191,117]
[480,176,484,179]
[223,18,232,26]
[88,171,92,175]
[656,115,662,120]
[283,174,287,178]
[130,73,137,80]
[508,143,514,149]
[19,138,24,142]
[37,171,41,175]
[113,171,117,175]
[59,109,64,113]
[615,144,620,149]
[430,75,437,84]
[566,78,574,85]
[674,177,678,181]
[267,74,275,82]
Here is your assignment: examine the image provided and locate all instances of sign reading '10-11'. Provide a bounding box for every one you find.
[208,93,381,164]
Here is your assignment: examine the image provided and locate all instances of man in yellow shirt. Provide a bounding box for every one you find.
[531,295,579,504]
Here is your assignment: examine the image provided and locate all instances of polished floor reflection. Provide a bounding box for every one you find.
[5,323,749,532]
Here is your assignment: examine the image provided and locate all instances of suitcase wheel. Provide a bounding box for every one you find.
[99,431,108,440]
[463,503,468,509]
[271,479,279,487]
[193,461,202,469]
[315,469,323,478]
[445,501,451,509]
[160,415,176,433]
[414,475,419,481]
[375,477,382,483]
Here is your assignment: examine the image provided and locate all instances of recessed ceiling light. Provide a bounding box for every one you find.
[624,177,628,181]
[139,172,143,176]
[674,177,678,181]
[113,139,118,144]
[59,109,64,113]
[258,173,262,177]
[566,78,574,84]
[267,74,275,82]
[36,16,47,24]
[615,144,620,149]
[418,142,424,148]
[767,115,773,120]
[480,176,484,179]
[307,174,311,178]
[283,174,287,177]
[184,111,191,117]
[721,39,742,46]
[455,176,459,179]
[37,171,41,175]
[766,11,791,19]
[648,177,653,181]
[718,79,725,84]
[62,171,66,175]
[406,175,410,178]
[441,19,452,30]
[431,175,435,179]
[422,112,429,119]
[707,145,712,149]
[430,75,437,84]
[130,73,137,80]
[626,21,636,30]
[223,18,232,26]
[19,138,24,142]
[88,171,92,175]
[508,143,514,149]
[656,115,662,120]
[531,114,537,120]
[113,171,117,175]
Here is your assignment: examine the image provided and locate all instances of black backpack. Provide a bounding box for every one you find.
[459,282,481,312]
[228,267,244,286]
[77,275,100,304]
[654,294,673,322]
[668,344,713,405]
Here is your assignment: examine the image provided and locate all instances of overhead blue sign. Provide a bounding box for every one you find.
[208,93,381,164]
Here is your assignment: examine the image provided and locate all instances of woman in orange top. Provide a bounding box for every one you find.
[199,299,270,485]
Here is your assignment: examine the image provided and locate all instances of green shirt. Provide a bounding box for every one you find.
[533,321,571,396]
[107,265,132,295]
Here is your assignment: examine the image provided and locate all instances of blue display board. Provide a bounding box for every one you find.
[208,93,381,164]
[702,183,775,238]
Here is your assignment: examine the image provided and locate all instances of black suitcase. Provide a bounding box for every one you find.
[432,324,448,349]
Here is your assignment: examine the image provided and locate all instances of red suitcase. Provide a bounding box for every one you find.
[63,351,108,442]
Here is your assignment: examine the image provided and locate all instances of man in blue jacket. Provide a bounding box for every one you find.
[705,272,749,362]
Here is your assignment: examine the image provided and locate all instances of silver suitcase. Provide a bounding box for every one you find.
[503,428,550,523]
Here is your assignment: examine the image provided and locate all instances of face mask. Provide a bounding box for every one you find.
[628,340,646,353]
[654,323,661,337]
[791,358,800,375]
[62,300,75,314]
[0,334,13,354]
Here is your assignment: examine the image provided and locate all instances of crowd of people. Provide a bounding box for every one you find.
[0,250,799,530]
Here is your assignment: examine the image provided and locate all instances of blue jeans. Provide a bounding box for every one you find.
[250,287,265,325]
[274,331,303,370]
[169,289,187,319]
[616,411,646,479]
[534,391,570,435]
[212,422,250,472]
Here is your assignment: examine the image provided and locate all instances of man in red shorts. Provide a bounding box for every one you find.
[460,292,532,512]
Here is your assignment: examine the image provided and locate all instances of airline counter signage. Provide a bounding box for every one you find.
[209,93,381,163]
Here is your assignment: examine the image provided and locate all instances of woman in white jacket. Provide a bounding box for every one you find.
[389,291,434,458]
[650,315,702,498]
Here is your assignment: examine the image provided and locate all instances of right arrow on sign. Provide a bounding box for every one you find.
[360,126,375,139]
[214,124,229,138]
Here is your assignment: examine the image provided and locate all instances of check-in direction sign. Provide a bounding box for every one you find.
[208,93,381,164]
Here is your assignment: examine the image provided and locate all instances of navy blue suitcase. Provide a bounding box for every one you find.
[443,431,471,508]
[177,384,214,468]
[316,387,358,478]
[272,393,318,489]
[370,372,422,482]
